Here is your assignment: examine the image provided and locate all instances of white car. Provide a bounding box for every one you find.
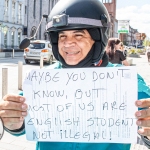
[24,40,54,64]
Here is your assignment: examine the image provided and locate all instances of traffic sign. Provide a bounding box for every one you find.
[118,20,129,33]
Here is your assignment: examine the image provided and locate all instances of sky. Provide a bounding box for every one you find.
[116,0,150,38]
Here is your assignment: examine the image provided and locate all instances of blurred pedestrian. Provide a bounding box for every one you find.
[120,42,127,58]
[146,45,150,63]
[106,38,129,66]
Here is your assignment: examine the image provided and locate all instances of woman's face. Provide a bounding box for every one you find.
[58,29,95,65]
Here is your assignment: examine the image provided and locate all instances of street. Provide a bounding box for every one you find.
[0,55,150,150]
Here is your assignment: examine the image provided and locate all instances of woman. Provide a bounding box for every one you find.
[106,38,129,66]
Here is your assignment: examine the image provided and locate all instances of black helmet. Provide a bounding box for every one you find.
[46,0,110,66]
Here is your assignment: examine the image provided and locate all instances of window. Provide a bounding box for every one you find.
[30,26,36,38]
[29,43,45,49]
[3,27,8,48]
[48,0,50,14]
[4,0,8,16]
[5,0,8,12]
[4,33,7,48]
[101,0,112,3]
[33,0,36,19]
[11,31,15,48]
[18,32,21,46]
[18,4,22,23]
[44,32,48,40]
[12,2,15,22]
[25,6,27,14]
[52,0,54,8]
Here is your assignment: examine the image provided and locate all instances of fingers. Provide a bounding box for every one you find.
[138,127,150,137]
[136,118,150,127]
[0,94,27,130]
[0,110,27,118]
[135,107,150,128]
[0,108,27,129]
[3,94,25,103]
[0,101,27,111]
[135,100,150,108]
[135,109,150,119]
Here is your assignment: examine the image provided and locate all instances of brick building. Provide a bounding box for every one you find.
[101,0,118,38]
[101,0,142,46]
[0,0,59,52]
[0,0,26,50]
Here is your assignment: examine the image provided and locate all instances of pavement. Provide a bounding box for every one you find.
[0,55,150,150]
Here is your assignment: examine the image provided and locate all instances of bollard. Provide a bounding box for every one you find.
[18,61,23,90]
[40,55,43,69]
[2,68,8,98]
[12,49,14,58]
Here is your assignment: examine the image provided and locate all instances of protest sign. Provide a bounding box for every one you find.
[23,67,137,143]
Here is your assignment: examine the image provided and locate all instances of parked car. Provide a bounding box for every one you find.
[24,40,54,64]
[137,45,145,49]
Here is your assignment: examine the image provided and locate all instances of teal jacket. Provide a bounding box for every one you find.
[6,62,150,150]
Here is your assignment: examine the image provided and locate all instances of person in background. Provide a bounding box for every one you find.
[120,42,128,58]
[146,44,150,63]
[106,38,129,66]
[1,0,150,150]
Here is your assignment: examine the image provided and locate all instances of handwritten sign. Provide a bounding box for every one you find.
[23,67,137,143]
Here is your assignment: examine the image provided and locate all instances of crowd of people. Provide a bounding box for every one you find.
[1,0,150,150]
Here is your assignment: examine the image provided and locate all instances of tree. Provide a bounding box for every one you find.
[143,38,150,47]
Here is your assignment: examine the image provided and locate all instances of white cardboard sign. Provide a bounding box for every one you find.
[23,67,137,143]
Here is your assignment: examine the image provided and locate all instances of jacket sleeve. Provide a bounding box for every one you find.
[137,74,150,148]
[141,136,150,149]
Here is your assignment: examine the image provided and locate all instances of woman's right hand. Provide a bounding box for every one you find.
[0,94,27,130]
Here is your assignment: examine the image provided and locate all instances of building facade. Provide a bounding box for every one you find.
[0,0,59,51]
[0,0,26,50]
[26,0,59,41]
[101,0,118,38]
[101,0,143,46]
[127,27,138,46]
[119,24,139,46]
[0,0,143,50]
